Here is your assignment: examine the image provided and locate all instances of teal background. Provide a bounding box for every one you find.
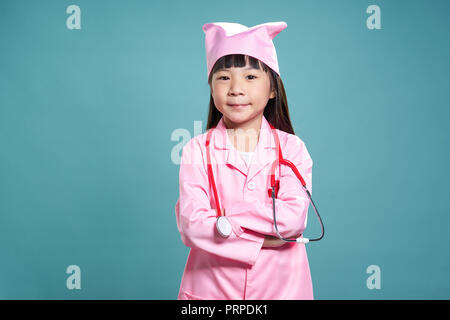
[1,0,449,299]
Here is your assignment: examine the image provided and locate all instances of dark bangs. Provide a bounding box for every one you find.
[208,54,271,84]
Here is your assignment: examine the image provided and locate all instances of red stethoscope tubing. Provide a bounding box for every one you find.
[205,127,223,217]
[205,122,325,243]
[205,123,297,217]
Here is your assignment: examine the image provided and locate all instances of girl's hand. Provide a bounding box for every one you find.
[262,233,303,248]
[262,235,286,248]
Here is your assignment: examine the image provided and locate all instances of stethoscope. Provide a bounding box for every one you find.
[205,122,325,244]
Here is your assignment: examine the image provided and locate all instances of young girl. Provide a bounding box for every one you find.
[175,22,314,300]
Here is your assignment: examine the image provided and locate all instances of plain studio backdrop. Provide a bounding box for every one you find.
[0,0,449,299]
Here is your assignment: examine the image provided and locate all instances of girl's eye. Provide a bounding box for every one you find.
[216,75,257,80]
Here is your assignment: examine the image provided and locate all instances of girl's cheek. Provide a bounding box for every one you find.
[215,84,229,90]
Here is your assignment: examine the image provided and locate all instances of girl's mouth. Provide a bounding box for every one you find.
[228,104,250,107]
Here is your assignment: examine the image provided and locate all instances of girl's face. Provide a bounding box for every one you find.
[210,64,275,129]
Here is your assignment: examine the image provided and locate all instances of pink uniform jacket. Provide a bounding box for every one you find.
[175,115,314,300]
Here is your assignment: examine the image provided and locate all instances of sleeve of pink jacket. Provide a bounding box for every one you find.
[226,135,313,239]
[175,137,265,266]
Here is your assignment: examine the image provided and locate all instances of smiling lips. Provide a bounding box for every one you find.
[228,103,250,107]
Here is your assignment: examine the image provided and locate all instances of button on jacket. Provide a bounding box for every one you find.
[175,115,314,300]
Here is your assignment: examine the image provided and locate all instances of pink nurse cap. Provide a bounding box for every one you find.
[202,21,287,79]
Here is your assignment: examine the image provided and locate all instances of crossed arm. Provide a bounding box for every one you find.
[175,137,312,265]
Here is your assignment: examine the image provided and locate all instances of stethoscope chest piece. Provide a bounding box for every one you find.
[216,216,232,238]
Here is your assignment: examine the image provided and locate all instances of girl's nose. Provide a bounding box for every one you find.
[228,81,245,96]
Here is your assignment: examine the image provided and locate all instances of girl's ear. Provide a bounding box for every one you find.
[269,89,276,99]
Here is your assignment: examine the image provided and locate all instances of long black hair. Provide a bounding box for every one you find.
[206,54,295,134]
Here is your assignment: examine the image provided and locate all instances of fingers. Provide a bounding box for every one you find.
[264,235,286,247]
